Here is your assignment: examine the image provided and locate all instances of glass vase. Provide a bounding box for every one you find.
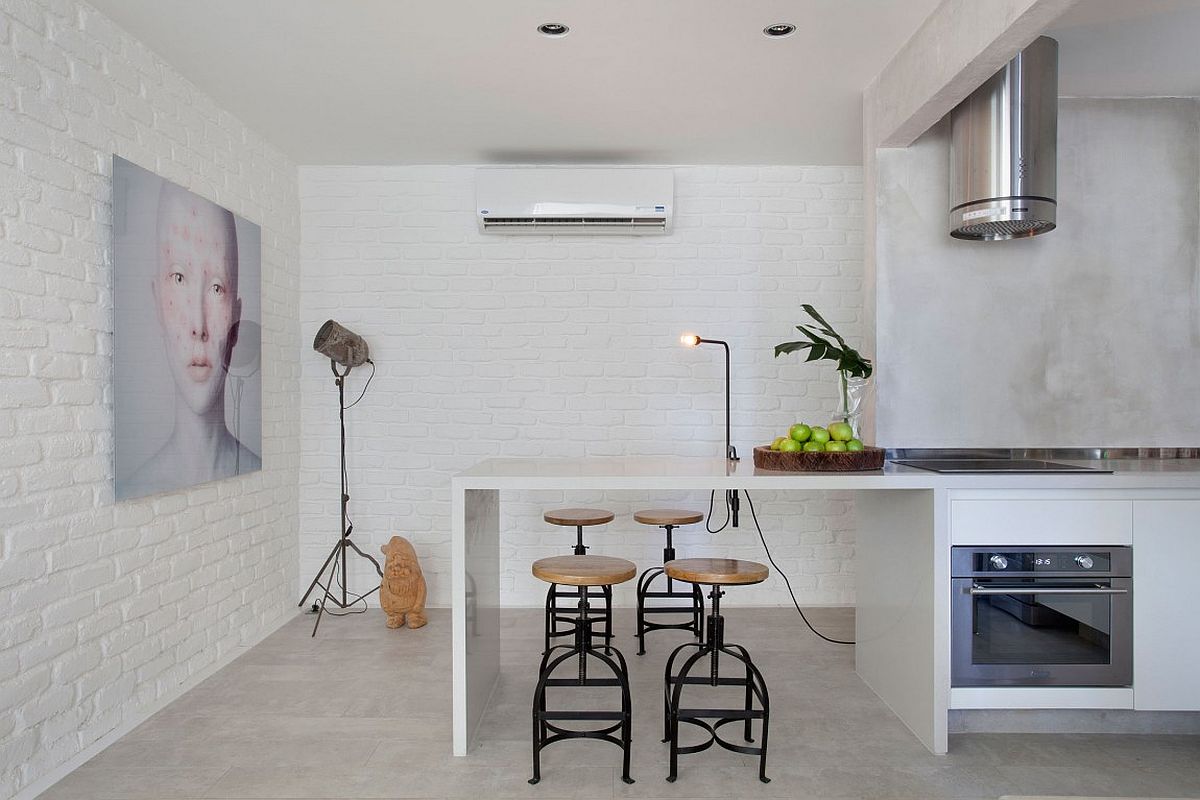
[836,372,870,440]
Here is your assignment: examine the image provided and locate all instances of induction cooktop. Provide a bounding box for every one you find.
[890,459,1112,474]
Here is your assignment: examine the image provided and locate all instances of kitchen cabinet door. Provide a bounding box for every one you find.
[1133,500,1200,711]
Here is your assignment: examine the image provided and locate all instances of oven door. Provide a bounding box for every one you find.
[952,576,1132,687]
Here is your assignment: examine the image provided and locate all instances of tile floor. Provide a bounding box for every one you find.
[41,607,1200,799]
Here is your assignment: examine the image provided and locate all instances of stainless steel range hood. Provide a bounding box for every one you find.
[949,36,1058,241]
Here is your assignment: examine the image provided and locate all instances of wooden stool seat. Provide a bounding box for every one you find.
[665,558,768,586]
[533,555,636,587]
[633,509,704,526]
[543,508,614,527]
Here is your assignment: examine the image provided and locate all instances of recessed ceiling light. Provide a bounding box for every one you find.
[763,23,796,38]
[538,23,569,37]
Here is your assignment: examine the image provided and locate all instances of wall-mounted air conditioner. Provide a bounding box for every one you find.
[476,167,672,235]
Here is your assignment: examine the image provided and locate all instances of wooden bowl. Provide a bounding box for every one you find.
[753,444,885,472]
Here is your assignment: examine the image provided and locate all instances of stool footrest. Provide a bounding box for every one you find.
[542,677,622,688]
[675,708,764,719]
[641,621,700,634]
[540,710,625,721]
[670,675,755,687]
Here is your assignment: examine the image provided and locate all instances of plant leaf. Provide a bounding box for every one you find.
[796,325,838,350]
[802,304,847,346]
[777,304,872,377]
[774,341,812,358]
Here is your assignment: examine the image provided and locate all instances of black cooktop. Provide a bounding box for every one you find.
[891,459,1112,474]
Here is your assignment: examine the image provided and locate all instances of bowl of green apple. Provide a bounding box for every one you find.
[753,422,885,472]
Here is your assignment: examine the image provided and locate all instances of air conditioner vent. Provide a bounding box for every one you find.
[477,168,672,235]
[481,216,666,228]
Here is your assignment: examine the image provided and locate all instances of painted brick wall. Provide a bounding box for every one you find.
[0,2,301,797]
[299,165,864,609]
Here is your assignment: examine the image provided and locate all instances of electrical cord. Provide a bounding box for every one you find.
[343,359,375,409]
[320,567,371,617]
[705,489,732,533]
[706,489,854,646]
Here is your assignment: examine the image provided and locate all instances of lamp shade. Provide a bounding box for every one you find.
[313,320,370,368]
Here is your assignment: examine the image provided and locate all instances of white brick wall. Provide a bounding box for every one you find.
[0,2,301,798]
[299,165,865,609]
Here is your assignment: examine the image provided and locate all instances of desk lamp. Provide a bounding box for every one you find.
[681,333,740,526]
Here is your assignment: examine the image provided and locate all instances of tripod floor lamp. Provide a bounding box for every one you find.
[299,320,382,635]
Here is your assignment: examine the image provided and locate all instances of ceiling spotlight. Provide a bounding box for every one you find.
[763,23,796,37]
[538,23,569,37]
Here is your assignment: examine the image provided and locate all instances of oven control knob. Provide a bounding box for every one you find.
[989,554,1009,570]
[1075,554,1094,570]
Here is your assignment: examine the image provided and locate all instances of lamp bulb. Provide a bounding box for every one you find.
[680,333,700,347]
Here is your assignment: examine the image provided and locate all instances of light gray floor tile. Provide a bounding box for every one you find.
[38,767,229,800]
[40,607,1200,800]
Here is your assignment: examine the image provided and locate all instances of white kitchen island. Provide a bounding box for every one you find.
[450,456,1200,757]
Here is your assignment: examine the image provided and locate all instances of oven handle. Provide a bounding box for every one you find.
[969,584,1128,596]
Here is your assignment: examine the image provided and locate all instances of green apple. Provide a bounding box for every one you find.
[770,436,788,451]
[846,439,864,452]
[788,423,812,442]
[779,438,803,452]
[809,426,830,445]
[802,441,823,452]
[825,441,848,452]
[828,421,854,442]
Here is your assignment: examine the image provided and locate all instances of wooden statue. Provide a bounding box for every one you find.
[380,536,428,629]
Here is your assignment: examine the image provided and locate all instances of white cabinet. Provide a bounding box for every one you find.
[1133,500,1200,711]
[951,498,1132,545]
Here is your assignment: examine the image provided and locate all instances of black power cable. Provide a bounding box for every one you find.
[705,489,855,646]
[704,489,731,533]
[343,359,375,409]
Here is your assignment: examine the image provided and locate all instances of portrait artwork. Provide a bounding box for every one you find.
[113,157,262,500]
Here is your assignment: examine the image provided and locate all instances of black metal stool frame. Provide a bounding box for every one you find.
[662,585,771,783]
[530,589,634,785]
[635,523,704,655]
[543,525,613,654]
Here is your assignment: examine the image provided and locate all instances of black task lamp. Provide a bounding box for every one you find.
[299,320,383,635]
[680,333,740,527]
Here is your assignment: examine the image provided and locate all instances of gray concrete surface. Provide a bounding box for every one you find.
[39,607,1200,799]
[875,98,1200,448]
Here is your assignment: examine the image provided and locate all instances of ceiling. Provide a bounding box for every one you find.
[1050,0,1200,97]
[87,0,942,166]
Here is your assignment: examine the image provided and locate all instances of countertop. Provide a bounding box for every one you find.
[452,455,1200,491]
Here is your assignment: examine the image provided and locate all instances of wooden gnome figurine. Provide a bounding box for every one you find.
[380,536,428,629]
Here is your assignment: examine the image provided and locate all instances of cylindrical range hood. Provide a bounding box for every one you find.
[949,36,1058,241]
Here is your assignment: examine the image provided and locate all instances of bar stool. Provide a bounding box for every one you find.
[530,555,637,786]
[542,508,615,654]
[662,558,771,784]
[633,509,705,655]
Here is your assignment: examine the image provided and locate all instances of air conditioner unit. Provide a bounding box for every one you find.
[476,167,672,235]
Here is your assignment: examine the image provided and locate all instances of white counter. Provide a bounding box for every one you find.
[450,456,1200,757]
[453,455,1200,489]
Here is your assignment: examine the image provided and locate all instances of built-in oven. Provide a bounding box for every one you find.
[951,546,1132,687]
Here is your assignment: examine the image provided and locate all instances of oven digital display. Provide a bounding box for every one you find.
[973,551,1112,572]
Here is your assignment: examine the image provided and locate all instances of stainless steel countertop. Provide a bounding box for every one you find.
[886,447,1200,461]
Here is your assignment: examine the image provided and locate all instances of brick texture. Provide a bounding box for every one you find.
[298,166,865,609]
[0,1,301,797]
